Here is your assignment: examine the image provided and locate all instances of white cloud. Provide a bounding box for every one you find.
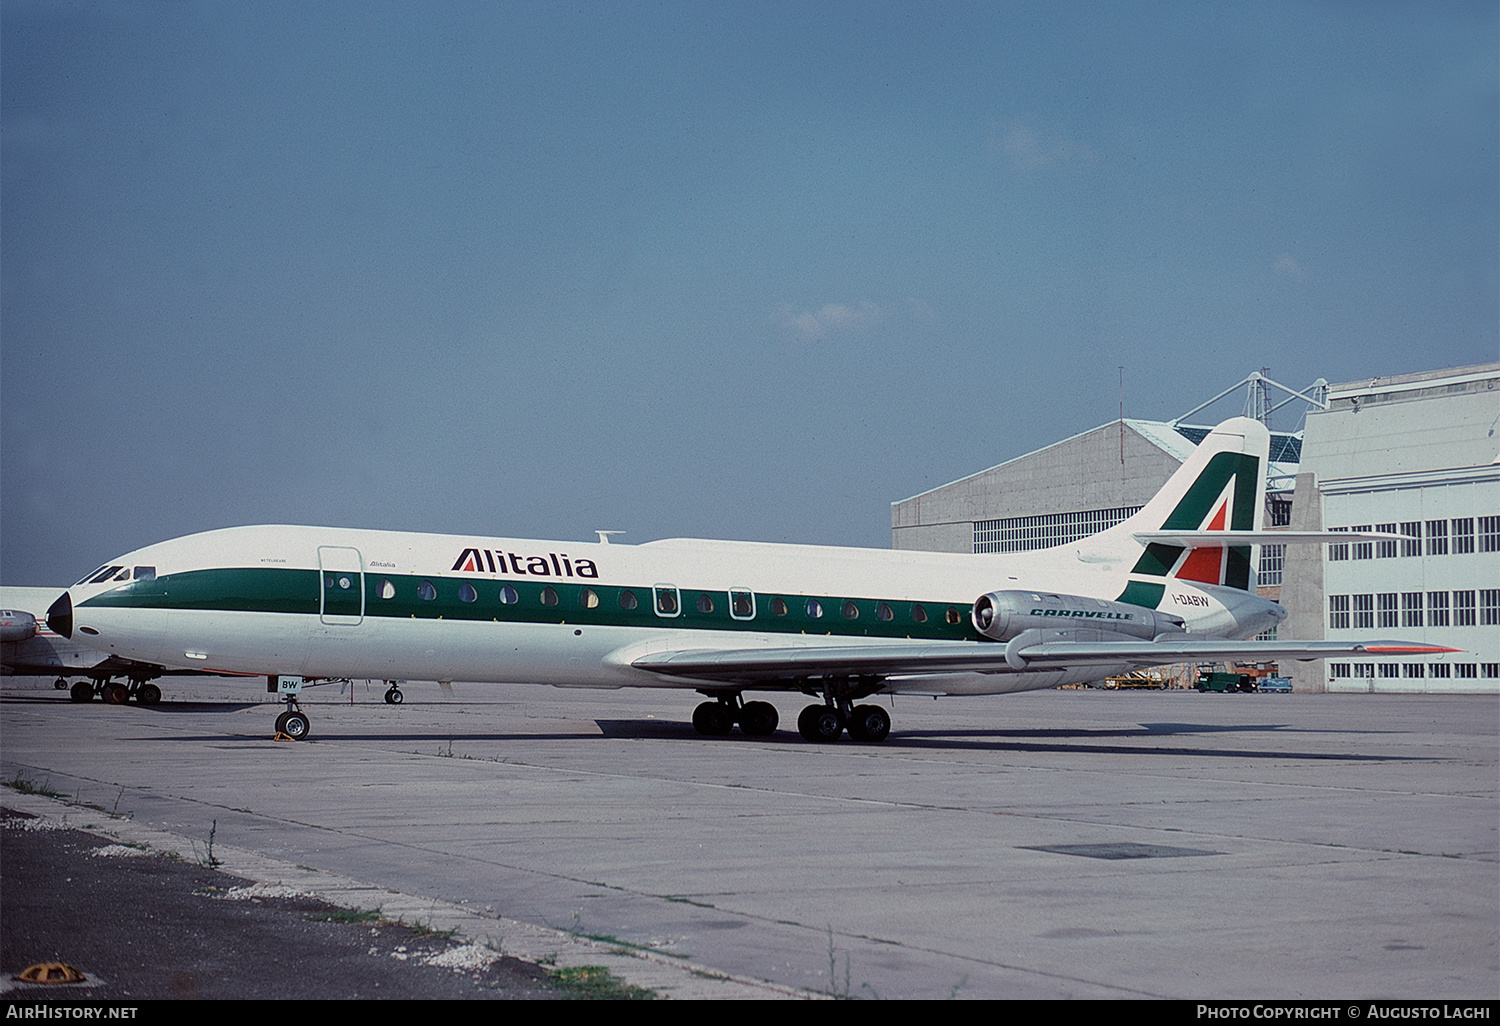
[1273,253,1305,280]
[989,120,1099,171]
[779,300,885,341]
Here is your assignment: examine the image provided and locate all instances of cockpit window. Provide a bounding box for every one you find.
[88,566,125,585]
[133,566,156,581]
[75,565,109,586]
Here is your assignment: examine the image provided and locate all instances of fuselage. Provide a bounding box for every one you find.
[57,524,1284,697]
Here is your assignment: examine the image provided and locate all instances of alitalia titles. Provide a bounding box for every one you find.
[452,548,598,579]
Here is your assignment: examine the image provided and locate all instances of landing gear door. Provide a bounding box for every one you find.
[318,546,364,626]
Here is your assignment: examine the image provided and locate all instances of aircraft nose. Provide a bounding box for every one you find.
[47,591,73,639]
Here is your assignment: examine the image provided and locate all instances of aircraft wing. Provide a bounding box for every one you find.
[631,638,1457,684]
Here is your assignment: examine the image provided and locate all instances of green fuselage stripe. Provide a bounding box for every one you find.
[80,567,986,642]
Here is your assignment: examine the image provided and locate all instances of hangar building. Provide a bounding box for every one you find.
[890,364,1499,692]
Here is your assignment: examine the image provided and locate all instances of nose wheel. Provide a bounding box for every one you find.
[274,703,311,740]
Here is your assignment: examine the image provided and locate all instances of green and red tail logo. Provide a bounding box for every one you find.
[1115,449,1262,610]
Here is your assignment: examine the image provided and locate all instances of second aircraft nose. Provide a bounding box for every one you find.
[46,591,73,639]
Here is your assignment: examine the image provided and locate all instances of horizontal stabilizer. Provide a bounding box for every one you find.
[1133,530,1408,547]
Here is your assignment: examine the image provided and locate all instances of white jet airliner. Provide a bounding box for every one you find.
[46,418,1450,742]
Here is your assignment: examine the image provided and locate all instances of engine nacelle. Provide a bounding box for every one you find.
[0,609,39,643]
[972,590,1184,643]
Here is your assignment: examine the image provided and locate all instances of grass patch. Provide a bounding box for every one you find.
[547,965,655,1000]
[3,773,66,799]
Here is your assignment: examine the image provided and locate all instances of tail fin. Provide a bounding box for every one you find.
[1076,417,1269,606]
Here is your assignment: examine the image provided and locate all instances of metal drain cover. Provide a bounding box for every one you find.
[1025,842,1221,860]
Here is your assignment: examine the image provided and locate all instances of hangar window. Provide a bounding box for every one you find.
[806,599,824,619]
[1453,518,1475,554]
[1328,595,1349,629]
[696,593,715,614]
[841,601,859,620]
[619,589,638,611]
[379,579,397,600]
[459,583,478,603]
[580,588,600,609]
[770,597,788,617]
[910,604,927,624]
[1377,593,1398,628]
[418,581,437,601]
[499,585,519,605]
[1375,523,1398,558]
[1350,526,1372,561]
[1400,522,1422,557]
[540,586,559,606]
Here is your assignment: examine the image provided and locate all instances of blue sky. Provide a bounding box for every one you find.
[3,1,1496,584]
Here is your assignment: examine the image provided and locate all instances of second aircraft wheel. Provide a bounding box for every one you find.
[691,701,735,736]
[136,683,162,706]
[797,704,844,742]
[384,688,403,705]
[739,701,779,737]
[104,683,130,705]
[846,704,891,743]
[70,681,94,703]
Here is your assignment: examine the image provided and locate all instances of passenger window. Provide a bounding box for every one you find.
[842,601,860,620]
[771,597,788,617]
[379,579,397,600]
[654,587,680,617]
[580,588,600,609]
[730,589,754,620]
[911,604,927,623]
[946,606,962,625]
[540,586,559,606]
[418,581,437,601]
[696,593,715,614]
[619,589,639,611]
[806,599,824,619]
[499,585,519,605]
[877,602,893,621]
[459,583,477,603]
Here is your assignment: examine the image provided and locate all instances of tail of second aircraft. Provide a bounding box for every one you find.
[1073,417,1270,606]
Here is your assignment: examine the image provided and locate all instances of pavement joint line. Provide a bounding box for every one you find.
[1,791,808,1000]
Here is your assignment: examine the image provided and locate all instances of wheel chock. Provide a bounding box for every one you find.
[17,962,87,984]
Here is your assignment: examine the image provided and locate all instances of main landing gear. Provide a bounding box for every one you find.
[795,676,891,743]
[690,686,894,743]
[68,677,162,706]
[691,694,780,737]
[797,702,890,743]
